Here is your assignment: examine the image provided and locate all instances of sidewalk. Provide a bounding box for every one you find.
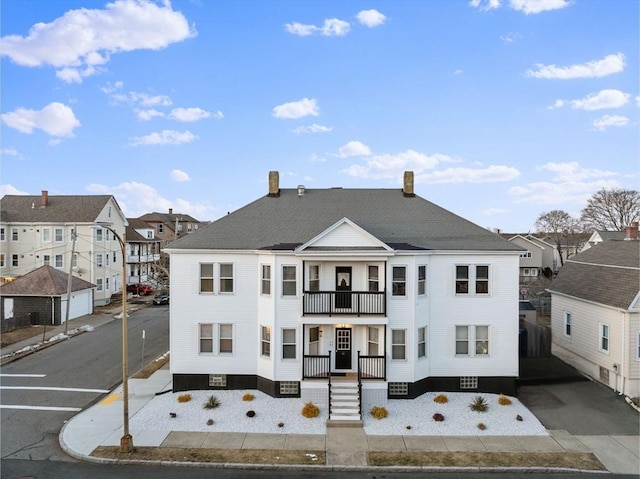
[58,366,639,474]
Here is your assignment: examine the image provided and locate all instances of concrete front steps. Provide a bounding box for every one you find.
[328,380,362,426]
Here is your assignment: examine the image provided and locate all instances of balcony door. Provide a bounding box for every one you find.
[335,266,352,309]
[335,327,352,369]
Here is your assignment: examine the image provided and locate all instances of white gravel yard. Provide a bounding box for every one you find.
[130,389,547,436]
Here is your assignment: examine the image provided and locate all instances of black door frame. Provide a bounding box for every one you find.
[335,327,352,369]
[335,266,352,309]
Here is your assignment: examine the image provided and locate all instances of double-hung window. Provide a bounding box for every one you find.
[219,324,233,353]
[96,278,103,291]
[96,228,103,242]
[599,323,609,353]
[282,328,296,359]
[308,265,320,291]
[12,254,18,267]
[199,324,214,353]
[55,254,63,268]
[475,266,489,294]
[43,228,51,243]
[417,326,427,358]
[456,265,490,295]
[418,265,426,295]
[0,227,5,241]
[54,228,63,242]
[200,263,214,293]
[456,325,490,356]
[11,228,18,241]
[261,326,271,357]
[392,266,406,296]
[368,265,379,292]
[391,329,406,360]
[282,266,296,296]
[261,265,271,295]
[368,327,379,355]
[43,255,50,266]
[96,254,103,267]
[219,263,234,293]
[456,266,469,294]
[563,312,572,337]
[0,254,4,268]
[475,326,489,354]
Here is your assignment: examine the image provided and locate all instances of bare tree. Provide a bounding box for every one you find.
[580,188,640,231]
[535,210,580,267]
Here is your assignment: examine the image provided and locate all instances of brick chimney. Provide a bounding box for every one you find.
[403,171,415,197]
[268,171,280,197]
[41,190,48,208]
[625,221,639,240]
[168,208,173,215]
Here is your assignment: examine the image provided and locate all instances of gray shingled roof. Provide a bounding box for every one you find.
[0,194,114,223]
[138,212,200,225]
[167,188,522,252]
[597,230,626,241]
[126,218,158,242]
[548,240,640,310]
[0,265,95,295]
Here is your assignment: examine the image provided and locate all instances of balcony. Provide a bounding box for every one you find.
[126,253,161,263]
[303,291,386,316]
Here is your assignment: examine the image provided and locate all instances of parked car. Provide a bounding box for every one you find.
[127,284,153,295]
[153,293,169,305]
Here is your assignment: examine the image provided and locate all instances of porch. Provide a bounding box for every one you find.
[303,291,386,316]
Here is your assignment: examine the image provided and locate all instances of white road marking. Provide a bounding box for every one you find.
[0,374,47,378]
[0,405,81,412]
[0,386,109,393]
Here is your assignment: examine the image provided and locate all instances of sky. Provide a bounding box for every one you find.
[1,0,638,233]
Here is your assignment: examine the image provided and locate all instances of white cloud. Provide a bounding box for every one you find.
[86,181,216,220]
[212,110,224,120]
[555,89,631,111]
[482,208,508,216]
[0,0,196,83]
[470,0,572,14]
[168,107,211,122]
[137,109,164,121]
[1,148,19,157]
[1,102,80,137]
[592,114,629,131]
[272,98,319,119]
[101,80,124,94]
[292,124,333,134]
[416,165,520,184]
[341,150,457,179]
[284,18,350,37]
[540,162,617,181]
[170,169,190,182]
[500,33,521,44]
[130,92,173,107]
[356,10,387,28]
[0,184,30,196]
[338,141,372,158]
[130,129,197,146]
[526,53,625,79]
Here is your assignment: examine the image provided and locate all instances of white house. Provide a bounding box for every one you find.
[549,239,640,401]
[166,171,523,418]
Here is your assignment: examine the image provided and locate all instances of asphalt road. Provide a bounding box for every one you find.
[0,304,170,461]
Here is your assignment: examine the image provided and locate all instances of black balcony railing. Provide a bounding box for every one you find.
[302,353,331,379]
[358,352,386,380]
[303,291,386,316]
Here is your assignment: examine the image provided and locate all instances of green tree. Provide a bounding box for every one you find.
[580,188,640,231]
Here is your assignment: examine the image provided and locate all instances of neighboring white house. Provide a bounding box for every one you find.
[0,191,128,306]
[506,235,546,283]
[166,171,523,417]
[549,239,640,401]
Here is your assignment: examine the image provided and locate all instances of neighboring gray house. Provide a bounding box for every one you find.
[549,239,640,400]
[581,222,638,252]
[0,265,95,332]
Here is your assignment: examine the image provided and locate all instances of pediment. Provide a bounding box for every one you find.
[296,217,393,252]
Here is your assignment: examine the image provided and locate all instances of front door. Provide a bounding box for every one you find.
[335,266,352,309]
[335,328,352,369]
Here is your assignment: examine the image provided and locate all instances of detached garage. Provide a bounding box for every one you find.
[0,265,95,332]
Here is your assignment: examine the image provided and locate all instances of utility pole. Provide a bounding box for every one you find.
[64,225,77,336]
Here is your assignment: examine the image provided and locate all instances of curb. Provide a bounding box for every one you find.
[0,330,89,366]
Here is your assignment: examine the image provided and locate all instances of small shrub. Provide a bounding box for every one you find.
[177,393,192,403]
[432,413,445,422]
[246,410,256,417]
[498,395,512,406]
[278,422,284,428]
[203,395,221,409]
[469,396,489,412]
[301,402,320,418]
[477,422,487,431]
[370,406,388,420]
[433,394,448,404]
[206,418,214,426]
[242,393,255,401]
[516,414,523,422]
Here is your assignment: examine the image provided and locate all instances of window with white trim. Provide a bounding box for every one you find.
[261,265,271,295]
[43,228,51,242]
[368,265,379,292]
[599,323,609,353]
[219,323,233,353]
[0,254,4,268]
[456,265,469,294]
[476,266,489,294]
[392,266,406,296]
[96,254,103,267]
[199,323,213,353]
[105,277,109,291]
[282,328,296,359]
[54,228,63,242]
[456,265,490,295]
[391,329,406,360]
[158,223,164,233]
[520,250,532,258]
[456,325,490,356]
[11,228,19,241]
[0,227,5,241]
[563,311,572,337]
[96,278,103,291]
[309,326,319,355]
[282,266,296,296]
[308,265,320,292]
[200,263,214,293]
[12,254,18,267]
[219,263,234,293]
[368,327,379,355]
[261,326,271,357]
[96,228,103,242]
[105,253,109,266]
[55,254,63,268]
[417,326,427,358]
[418,265,426,295]
[43,255,50,266]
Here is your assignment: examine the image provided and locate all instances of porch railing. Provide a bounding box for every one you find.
[357,351,386,380]
[303,291,386,316]
[302,352,331,379]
